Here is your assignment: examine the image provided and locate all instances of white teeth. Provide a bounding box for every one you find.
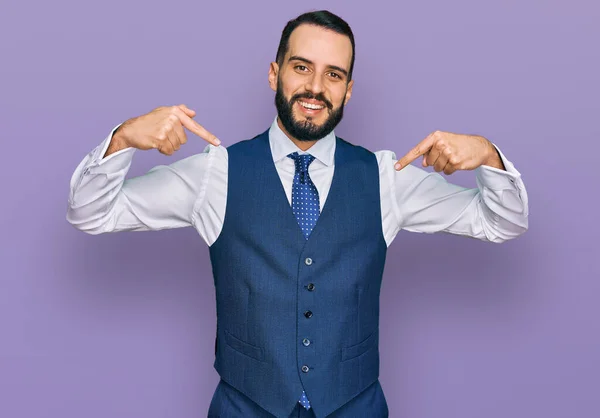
[299,101,324,110]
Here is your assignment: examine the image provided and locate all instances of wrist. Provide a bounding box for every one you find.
[104,128,131,158]
[113,122,132,146]
[483,141,505,170]
[112,131,130,149]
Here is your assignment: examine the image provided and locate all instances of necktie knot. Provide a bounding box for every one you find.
[287,152,315,174]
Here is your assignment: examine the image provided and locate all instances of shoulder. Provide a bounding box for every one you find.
[336,136,377,164]
[184,130,268,165]
[226,130,269,152]
[338,142,427,182]
[336,137,398,169]
[163,143,228,183]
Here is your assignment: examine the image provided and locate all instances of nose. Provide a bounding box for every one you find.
[305,73,324,95]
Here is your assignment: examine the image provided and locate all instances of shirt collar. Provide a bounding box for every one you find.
[268,116,336,166]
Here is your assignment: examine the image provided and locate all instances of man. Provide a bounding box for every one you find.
[66,9,528,418]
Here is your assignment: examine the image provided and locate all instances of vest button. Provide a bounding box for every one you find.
[307,283,315,291]
[304,257,313,266]
[302,338,311,346]
[301,365,310,373]
[304,310,313,318]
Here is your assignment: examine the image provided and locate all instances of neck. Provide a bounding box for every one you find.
[276,117,318,151]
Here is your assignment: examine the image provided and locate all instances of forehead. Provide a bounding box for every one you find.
[286,24,352,69]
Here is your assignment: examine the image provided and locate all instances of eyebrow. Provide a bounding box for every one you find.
[288,55,349,77]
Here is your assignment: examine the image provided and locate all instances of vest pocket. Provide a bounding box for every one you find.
[341,328,378,362]
[223,329,265,362]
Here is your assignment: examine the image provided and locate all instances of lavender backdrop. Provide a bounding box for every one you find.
[1,0,598,417]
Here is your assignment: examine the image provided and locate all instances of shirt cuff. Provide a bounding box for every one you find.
[475,143,523,191]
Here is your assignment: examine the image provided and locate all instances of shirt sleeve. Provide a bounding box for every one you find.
[379,144,529,244]
[66,123,220,234]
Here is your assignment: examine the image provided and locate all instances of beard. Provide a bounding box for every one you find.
[275,80,346,142]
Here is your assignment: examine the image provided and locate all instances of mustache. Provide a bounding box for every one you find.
[291,92,333,110]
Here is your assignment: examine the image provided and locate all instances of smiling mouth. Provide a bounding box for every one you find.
[297,100,326,110]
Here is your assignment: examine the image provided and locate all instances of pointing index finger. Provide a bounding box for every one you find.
[174,108,221,146]
[395,133,435,170]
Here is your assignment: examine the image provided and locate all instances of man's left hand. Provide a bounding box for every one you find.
[394,131,505,174]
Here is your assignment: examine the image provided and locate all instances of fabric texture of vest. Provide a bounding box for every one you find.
[208,129,388,418]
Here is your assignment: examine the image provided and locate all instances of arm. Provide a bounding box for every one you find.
[66,126,219,234]
[66,105,221,234]
[388,135,528,243]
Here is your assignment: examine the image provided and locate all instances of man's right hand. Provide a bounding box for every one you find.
[106,104,220,158]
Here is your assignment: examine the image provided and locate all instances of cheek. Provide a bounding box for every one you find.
[331,86,348,106]
[280,74,305,96]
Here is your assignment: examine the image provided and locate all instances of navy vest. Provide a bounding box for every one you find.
[208,129,387,418]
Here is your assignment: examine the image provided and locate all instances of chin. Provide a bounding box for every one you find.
[296,118,324,131]
[294,111,326,126]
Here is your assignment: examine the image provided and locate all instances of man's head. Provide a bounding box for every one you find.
[269,10,355,142]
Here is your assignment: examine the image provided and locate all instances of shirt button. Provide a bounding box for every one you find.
[302,338,311,346]
[305,257,313,266]
[307,283,315,291]
[301,365,310,373]
[304,310,313,318]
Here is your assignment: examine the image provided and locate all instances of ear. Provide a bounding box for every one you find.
[343,79,354,105]
[268,62,279,92]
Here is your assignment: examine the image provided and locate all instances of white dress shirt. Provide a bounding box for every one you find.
[66,116,529,246]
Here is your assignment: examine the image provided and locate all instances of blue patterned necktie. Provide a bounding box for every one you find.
[288,152,320,240]
[287,151,319,410]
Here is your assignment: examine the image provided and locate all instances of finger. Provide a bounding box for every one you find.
[425,146,441,168]
[395,133,436,170]
[157,137,175,156]
[433,153,449,172]
[174,107,220,146]
[173,120,188,145]
[166,130,181,152]
[444,164,457,175]
[177,104,196,118]
[443,148,460,175]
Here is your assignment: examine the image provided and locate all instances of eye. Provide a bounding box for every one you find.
[328,72,341,79]
[295,65,309,72]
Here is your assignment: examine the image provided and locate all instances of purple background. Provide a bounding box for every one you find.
[1,0,598,417]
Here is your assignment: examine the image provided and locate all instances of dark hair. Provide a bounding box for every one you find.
[275,10,356,81]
